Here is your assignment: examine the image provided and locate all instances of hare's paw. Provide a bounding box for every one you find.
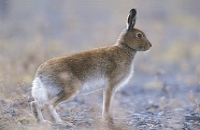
[40,119,53,126]
[103,116,115,125]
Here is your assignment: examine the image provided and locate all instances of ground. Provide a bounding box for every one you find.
[0,71,199,130]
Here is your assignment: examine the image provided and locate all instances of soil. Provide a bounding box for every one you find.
[0,72,199,130]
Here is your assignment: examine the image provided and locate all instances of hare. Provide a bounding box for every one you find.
[31,9,152,125]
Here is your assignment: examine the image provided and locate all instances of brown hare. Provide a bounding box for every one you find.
[31,9,152,125]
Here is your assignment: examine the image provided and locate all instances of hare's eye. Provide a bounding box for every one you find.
[136,32,143,39]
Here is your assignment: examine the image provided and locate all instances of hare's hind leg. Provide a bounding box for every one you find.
[31,77,50,123]
[53,80,82,107]
[31,101,54,125]
[48,104,63,123]
[47,80,82,125]
[44,96,63,124]
[31,100,45,122]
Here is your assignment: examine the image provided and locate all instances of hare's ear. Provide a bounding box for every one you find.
[127,9,137,31]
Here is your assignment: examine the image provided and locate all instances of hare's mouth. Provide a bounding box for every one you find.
[140,44,147,51]
[140,45,150,51]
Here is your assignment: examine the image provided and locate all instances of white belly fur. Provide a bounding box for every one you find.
[81,77,108,93]
[81,67,134,93]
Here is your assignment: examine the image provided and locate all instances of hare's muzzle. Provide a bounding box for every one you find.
[143,40,152,51]
[149,42,152,48]
[147,39,152,49]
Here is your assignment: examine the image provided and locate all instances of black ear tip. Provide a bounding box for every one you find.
[129,8,137,15]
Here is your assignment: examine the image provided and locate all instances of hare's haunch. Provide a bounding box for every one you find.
[31,9,152,124]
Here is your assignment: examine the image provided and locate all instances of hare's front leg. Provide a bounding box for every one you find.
[102,85,116,122]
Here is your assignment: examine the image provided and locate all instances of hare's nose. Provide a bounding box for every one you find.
[146,40,152,47]
[148,41,152,47]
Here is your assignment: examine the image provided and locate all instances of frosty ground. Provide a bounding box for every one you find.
[0,70,199,130]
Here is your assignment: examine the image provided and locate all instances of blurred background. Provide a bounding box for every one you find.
[0,0,200,129]
[0,0,199,95]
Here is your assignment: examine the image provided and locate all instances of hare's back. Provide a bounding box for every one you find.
[36,46,122,78]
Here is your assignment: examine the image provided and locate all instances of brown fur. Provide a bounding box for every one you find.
[31,9,152,125]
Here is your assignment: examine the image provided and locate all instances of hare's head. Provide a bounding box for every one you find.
[117,9,152,51]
